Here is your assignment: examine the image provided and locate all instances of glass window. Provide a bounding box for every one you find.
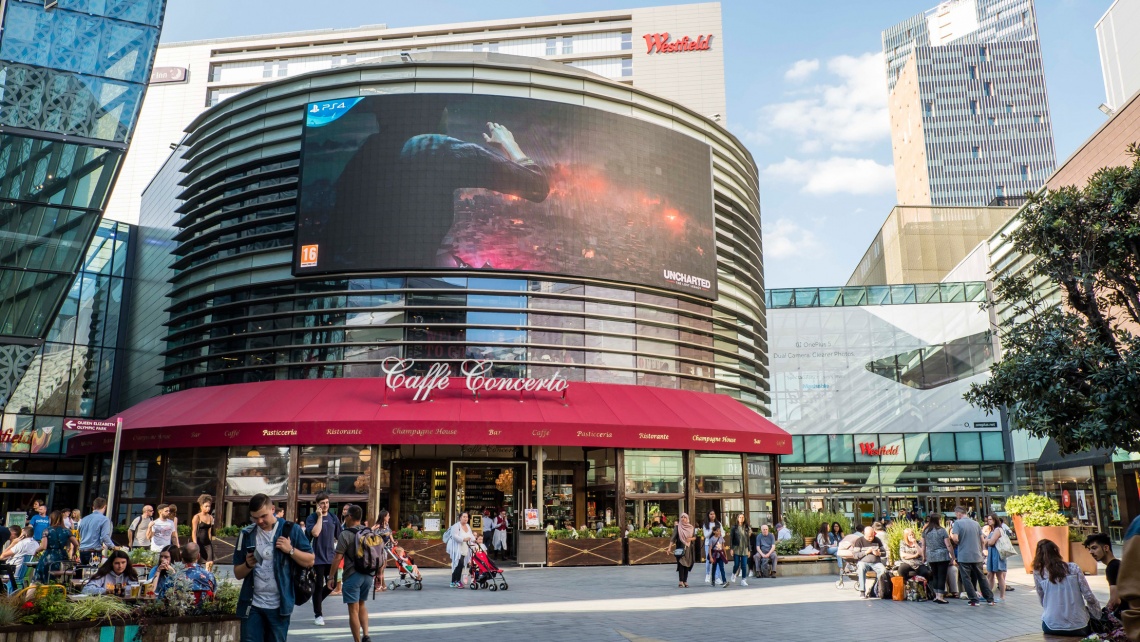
[468,311,526,326]
[879,433,905,463]
[829,434,854,463]
[746,457,773,495]
[225,446,290,496]
[781,435,804,464]
[297,445,370,495]
[587,449,615,486]
[854,435,879,463]
[955,432,982,461]
[624,450,683,494]
[981,432,1004,461]
[904,433,930,463]
[929,433,957,462]
[164,447,223,498]
[694,453,743,494]
[803,435,829,464]
[748,499,774,529]
[467,278,526,292]
[0,133,122,209]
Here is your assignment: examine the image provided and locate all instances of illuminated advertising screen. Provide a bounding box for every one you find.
[294,94,717,298]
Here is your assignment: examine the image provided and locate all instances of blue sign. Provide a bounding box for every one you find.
[305,97,363,127]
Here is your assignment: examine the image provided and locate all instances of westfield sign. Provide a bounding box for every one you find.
[859,442,899,457]
[380,357,568,402]
[643,33,714,54]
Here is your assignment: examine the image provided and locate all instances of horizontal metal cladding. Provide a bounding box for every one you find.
[162,54,769,412]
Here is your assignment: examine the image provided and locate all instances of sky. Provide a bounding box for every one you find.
[158,0,1111,289]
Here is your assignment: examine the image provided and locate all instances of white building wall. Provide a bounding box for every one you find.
[102,5,727,225]
[1096,0,1140,111]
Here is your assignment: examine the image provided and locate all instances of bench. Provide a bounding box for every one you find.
[777,554,839,577]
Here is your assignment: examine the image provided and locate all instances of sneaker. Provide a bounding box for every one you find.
[995,597,1005,603]
[449,582,456,588]
[730,574,737,583]
[967,600,979,607]
[722,580,729,588]
[314,616,325,626]
[986,601,996,606]
[860,592,869,599]
[362,637,372,642]
[705,573,711,584]
[741,579,749,587]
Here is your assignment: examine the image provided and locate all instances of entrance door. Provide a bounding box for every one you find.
[854,497,876,528]
[450,461,528,559]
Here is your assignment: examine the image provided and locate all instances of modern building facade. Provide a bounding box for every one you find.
[845,204,1017,287]
[766,282,1012,525]
[72,53,783,540]
[883,0,1056,207]
[1096,0,1140,113]
[0,0,166,417]
[106,3,727,226]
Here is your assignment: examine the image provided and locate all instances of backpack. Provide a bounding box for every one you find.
[442,525,454,545]
[283,521,316,606]
[349,526,386,576]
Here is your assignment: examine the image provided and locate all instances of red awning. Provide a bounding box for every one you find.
[67,378,791,455]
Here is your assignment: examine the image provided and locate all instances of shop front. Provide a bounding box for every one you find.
[73,364,791,554]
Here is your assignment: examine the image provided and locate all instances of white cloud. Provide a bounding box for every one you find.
[784,59,819,81]
[764,218,821,260]
[761,156,895,196]
[758,52,890,152]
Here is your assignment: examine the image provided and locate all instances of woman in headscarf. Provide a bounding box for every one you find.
[671,513,696,588]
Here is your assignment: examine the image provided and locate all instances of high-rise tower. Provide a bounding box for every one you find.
[883,0,1056,206]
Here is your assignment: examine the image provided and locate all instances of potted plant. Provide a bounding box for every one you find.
[627,526,674,565]
[1006,493,1061,573]
[1021,510,1070,571]
[1068,529,1097,576]
[546,526,622,566]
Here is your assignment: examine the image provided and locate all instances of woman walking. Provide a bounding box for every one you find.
[374,509,392,591]
[191,494,215,572]
[446,511,476,588]
[985,513,1008,602]
[34,510,78,584]
[707,524,728,587]
[671,513,696,587]
[1034,539,1100,636]
[702,510,721,584]
[922,512,952,604]
[730,513,750,586]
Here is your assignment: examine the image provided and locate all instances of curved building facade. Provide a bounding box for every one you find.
[84,53,780,539]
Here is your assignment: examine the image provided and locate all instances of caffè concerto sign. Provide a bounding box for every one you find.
[380,357,569,402]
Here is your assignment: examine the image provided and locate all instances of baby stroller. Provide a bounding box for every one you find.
[467,545,508,591]
[381,542,423,592]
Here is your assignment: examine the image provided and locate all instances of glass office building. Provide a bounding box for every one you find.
[767,281,1014,525]
[0,0,166,422]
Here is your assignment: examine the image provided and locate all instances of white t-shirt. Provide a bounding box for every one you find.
[7,538,38,579]
[130,516,153,547]
[251,526,280,609]
[149,518,176,551]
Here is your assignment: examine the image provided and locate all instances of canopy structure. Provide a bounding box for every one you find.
[68,378,791,455]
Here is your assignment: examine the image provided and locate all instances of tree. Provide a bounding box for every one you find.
[966,146,1140,453]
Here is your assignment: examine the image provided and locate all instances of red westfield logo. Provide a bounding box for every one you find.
[859,442,899,457]
[643,33,714,54]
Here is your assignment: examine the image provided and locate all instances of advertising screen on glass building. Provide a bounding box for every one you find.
[293,94,717,298]
[768,301,999,436]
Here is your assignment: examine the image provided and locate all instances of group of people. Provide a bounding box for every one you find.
[125,495,217,573]
[668,510,789,588]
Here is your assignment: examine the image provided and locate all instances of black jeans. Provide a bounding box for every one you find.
[1042,621,1090,637]
[958,561,994,602]
[311,563,332,617]
[451,556,468,583]
[676,558,690,583]
[929,560,950,594]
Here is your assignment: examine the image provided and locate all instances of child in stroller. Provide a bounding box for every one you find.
[382,543,423,592]
[467,535,508,591]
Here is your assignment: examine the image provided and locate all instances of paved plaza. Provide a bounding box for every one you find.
[283,557,1111,642]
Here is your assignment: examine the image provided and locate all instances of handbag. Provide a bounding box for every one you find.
[996,530,1016,560]
[1088,606,1112,634]
[674,548,685,556]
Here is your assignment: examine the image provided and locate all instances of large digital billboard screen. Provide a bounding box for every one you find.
[293,94,717,298]
[769,301,1000,436]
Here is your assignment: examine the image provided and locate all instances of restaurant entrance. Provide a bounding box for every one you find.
[449,461,529,559]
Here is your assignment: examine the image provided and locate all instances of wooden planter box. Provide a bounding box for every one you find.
[627,537,676,565]
[546,537,623,566]
[0,615,239,641]
[393,538,448,568]
[1070,541,1098,575]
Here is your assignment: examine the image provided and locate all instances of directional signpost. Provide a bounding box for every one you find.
[64,418,123,522]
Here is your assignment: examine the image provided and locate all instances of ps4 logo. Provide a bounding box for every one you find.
[305,97,364,127]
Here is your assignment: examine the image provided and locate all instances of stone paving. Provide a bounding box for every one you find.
[284,558,1110,642]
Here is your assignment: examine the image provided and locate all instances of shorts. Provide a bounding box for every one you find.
[342,572,372,604]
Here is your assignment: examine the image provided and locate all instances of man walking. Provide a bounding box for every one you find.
[950,505,994,606]
[326,504,374,642]
[128,505,154,549]
[77,498,114,565]
[305,493,341,626]
[234,494,314,642]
